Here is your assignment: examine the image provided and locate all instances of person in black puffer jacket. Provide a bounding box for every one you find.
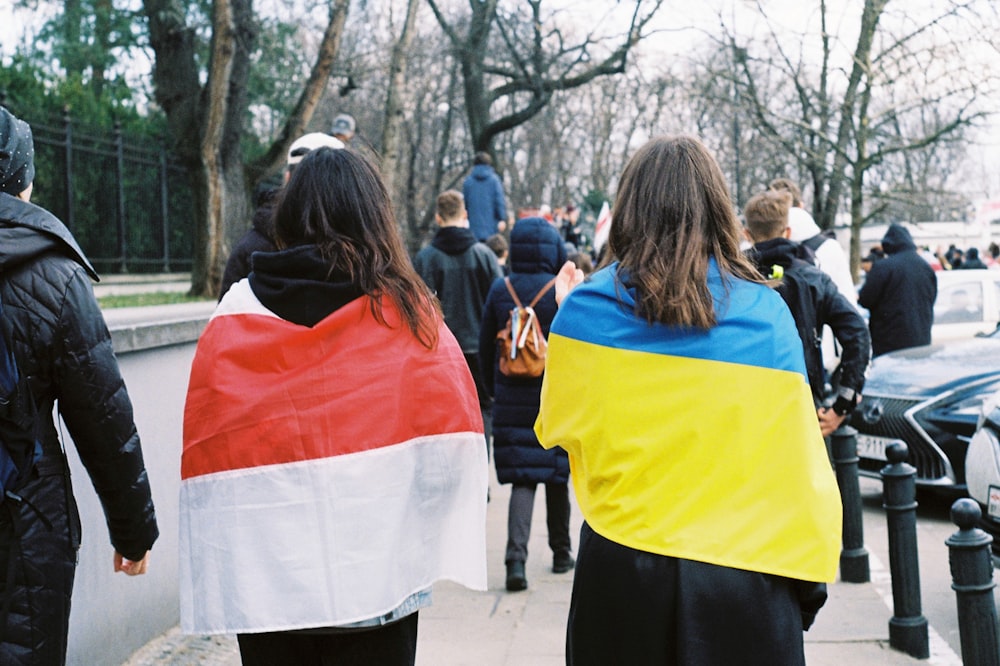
[0,107,158,665]
[479,217,572,592]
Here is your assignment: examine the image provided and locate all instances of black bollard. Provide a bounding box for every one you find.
[946,498,1000,666]
[881,442,929,659]
[831,424,870,583]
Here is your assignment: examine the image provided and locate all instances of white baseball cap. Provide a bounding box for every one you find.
[287,133,345,166]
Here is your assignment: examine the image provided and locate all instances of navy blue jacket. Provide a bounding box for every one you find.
[462,164,507,242]
[479,218,568,485]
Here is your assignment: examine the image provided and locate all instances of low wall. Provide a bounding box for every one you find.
[65,302,215,665]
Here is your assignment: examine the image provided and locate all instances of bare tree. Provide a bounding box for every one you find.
[424,0,664,161]
[143,0,350,297]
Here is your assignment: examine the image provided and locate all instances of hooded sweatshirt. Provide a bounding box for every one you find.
[858,223,937,356]
[412,226,502,352]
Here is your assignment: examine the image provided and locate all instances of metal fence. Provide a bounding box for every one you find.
[2,97,194,274]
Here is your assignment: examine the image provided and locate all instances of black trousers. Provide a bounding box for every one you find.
[567,523,806,666]
[237,612,418,666]
[505,482,571,564]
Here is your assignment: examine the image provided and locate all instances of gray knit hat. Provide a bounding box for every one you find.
[0,108,35,196]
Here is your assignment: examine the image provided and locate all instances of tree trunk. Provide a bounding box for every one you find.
[145,0,348,297]
[381,0,422,241]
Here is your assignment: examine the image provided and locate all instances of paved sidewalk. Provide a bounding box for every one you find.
[122,471,965,666]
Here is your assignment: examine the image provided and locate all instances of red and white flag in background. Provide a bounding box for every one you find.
[593,201,612,254]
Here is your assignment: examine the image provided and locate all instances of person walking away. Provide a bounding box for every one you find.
[858,223,937,356]
[744,190,871,437]
[536,135,841,665]
[479,217,572,593]
[219,132,345,299]
[0,107,158,665]
[180,147,488,665]
[462,152,508,242]
[413,190,503,453]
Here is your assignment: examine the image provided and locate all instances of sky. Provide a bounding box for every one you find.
[2,0,998,197]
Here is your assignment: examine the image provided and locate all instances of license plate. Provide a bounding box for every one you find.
[989,485,1000,521]
[856,434,904,462]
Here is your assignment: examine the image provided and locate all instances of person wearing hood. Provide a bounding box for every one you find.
[858,223,937,356]
[219,132,345,300]
[745,191,870,436]
[0,107,158,664]
[413,190,503,443]
[769,178,856,306]
[462,152,508,241]
[479,217,573,592]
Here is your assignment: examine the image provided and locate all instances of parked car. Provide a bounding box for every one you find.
[931,269,1000,343]
[850,325,1000,492]
[961,389,1000,548]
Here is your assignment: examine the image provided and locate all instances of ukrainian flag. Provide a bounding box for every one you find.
[535,261,841,583]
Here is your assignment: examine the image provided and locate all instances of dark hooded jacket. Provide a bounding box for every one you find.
[748,238,870,406]
[0,193,158,665]
[219,187,279,300]
[412,226,502,353]
[479,217,568,485]
[858,223,937,356]
[462,164,507,242]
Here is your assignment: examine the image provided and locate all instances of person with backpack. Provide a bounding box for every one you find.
[0,107,158,664]
[744,190,871,436]
[479,216,572,593]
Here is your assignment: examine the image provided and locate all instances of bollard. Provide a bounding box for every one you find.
[831,424,870,583]
[946,498,1000,666]
[881,442,929,659]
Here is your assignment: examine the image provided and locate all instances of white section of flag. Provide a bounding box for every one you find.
[593,201,612,254]
[179,432,488,634]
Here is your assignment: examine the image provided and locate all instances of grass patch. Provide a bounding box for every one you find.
[98,291,214,309]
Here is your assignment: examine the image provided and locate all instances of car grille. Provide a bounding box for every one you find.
[853,396,949,482]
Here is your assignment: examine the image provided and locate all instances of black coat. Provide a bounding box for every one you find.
[749,238,870,404]
[479,217,568,485]
[858,224,937,356]
[0,194,158,665]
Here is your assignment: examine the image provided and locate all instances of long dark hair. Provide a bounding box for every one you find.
[273,147,441,347]
[606,135,761,329]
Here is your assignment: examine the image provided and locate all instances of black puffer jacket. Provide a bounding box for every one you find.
[479,217,569,485]
[0,193,158,665]
[749,238,871,406]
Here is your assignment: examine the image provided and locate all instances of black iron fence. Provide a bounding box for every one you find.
[2,96,194,275]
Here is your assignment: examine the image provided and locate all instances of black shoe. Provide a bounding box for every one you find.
[552,552,575,574]
[506,561,528,592]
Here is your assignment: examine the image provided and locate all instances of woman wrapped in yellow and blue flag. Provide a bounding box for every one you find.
[535,135,842,666]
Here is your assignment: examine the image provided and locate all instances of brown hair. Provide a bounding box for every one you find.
[768,177,803,207]
[436,190,465,222]
[273,147,441,348]
[744,190,792,243]
[605,135,762,329]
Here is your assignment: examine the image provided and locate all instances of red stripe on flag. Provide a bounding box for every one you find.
[182,296,482,479]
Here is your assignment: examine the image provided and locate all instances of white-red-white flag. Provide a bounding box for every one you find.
[593,201,612,254]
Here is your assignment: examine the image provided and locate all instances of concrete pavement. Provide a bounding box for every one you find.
[121,473,965,666]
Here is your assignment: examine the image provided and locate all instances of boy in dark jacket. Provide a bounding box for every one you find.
[0,107,158,665]
[745,190,871,435]
[414,191,503,449]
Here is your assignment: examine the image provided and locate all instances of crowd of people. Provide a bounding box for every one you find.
[0,101,972,665]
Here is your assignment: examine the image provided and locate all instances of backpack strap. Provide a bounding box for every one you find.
[527,278,557,308]
[503,278,524,309]
[505,276,558,309]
